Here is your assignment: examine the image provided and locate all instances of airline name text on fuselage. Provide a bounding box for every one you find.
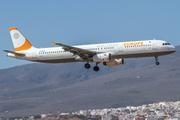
[97,44,119,48]
[124,42,144,46]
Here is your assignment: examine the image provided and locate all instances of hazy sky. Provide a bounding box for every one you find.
[0,0,180,69]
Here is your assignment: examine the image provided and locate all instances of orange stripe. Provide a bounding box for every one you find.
[9,27,18,31]
[14,39,32,51]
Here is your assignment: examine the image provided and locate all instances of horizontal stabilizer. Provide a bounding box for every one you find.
[3,50,25,56]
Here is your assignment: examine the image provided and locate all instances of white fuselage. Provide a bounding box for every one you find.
[7,40,176,63]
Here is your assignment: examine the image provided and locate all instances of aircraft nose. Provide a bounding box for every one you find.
[171,45,176,52]
[173,45,176,49]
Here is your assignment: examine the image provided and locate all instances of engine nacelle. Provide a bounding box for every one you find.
[103,59,124,66]
[93,53,111,62]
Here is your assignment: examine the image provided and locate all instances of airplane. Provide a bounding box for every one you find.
[4,27,176,71]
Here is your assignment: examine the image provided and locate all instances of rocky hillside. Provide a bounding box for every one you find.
[0,46,179,117]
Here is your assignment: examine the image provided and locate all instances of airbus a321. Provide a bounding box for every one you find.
[4,28,176,71]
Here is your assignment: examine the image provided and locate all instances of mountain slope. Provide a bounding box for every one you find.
[0,46,179,117]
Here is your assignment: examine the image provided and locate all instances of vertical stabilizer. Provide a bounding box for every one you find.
[9,27,34,51]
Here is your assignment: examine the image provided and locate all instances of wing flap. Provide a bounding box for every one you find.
[52,42,96,60]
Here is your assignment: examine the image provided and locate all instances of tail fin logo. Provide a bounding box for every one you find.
[9,27,32,52]
[13,33,19,39]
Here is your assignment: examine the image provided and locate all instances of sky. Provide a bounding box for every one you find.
[0,0,180,69]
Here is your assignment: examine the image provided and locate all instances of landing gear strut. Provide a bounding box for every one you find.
[155,56,160,65]
[93,62,100,72]
[84,58,91,69]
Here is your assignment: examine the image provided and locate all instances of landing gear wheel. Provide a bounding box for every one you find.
[155,56,160,65]
[84,63,90,69]
[156,61,160,65]
[93,66,99,71]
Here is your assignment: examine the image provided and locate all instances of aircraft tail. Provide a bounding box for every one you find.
[9,27,35,51]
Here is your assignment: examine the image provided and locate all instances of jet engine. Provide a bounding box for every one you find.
[103,59,124,66]
[93,53,111,62]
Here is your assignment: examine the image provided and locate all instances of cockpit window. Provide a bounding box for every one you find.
[162,43,171,45]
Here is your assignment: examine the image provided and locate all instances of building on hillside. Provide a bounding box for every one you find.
[111,115,119,120]
[145,118,158,120]
[79,110,88,116]
[92,115,102,120]
[41,114,46,118]
[168,118,179,120]
[118,115,126,120]
[60,113,69,115]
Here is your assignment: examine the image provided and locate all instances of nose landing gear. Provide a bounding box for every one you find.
[155,56,160,65]
[156,61,160,65]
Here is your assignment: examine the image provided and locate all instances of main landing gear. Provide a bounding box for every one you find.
[93,62,100,72]
[155,56,160,65]
[84,62,100,71]
[84,63,90,69]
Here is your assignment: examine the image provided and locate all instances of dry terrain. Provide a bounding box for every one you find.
[0,45,179,117]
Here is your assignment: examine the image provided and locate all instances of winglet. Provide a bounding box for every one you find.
[52,41,56,46]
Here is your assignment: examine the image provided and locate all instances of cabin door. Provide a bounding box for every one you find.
[32,50,37,60]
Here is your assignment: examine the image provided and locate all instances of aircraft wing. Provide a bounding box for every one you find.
[52,42,96,60]
[3,50,25,56]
